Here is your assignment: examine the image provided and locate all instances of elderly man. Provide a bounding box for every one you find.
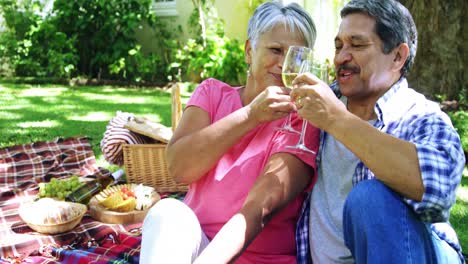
[293,0,465,263]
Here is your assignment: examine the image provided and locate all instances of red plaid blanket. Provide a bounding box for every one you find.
[0,137,143,263]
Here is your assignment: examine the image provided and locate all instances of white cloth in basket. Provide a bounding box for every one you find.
[100,111,156,166]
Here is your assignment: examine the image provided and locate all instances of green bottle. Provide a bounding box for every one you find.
[65,180,103,204]
[65,169,124,204]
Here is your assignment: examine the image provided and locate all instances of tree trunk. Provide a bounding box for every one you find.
[399,0,467,101]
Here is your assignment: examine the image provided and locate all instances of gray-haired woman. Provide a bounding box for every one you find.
[140,2,319,263]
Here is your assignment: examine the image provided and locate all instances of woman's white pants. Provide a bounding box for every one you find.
[140,198,210,264]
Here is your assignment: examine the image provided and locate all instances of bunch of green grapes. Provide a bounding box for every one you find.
[38,176,85,200]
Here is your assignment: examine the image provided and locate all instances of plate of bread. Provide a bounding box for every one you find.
[19,198,87,234]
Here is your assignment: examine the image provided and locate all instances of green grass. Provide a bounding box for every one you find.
[0,81,191,169]
[452,171,468,252]
[0,80,467,253]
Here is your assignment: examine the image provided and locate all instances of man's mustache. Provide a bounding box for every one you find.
[337,64,360,74]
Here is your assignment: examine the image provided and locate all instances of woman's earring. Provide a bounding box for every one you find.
[247,65,251,77]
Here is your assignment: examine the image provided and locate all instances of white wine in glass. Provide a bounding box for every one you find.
[277,46,314,133]
[282,72,299,88]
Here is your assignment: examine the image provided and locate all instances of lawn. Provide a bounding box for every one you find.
[0,81,192,168]
[1,80,467,253]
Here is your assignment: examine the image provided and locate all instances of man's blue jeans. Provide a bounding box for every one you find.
[342,179,461,264]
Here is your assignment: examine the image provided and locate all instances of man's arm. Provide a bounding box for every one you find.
[329,112,424,200]
[291,75,423,201]
[194,153,313,263]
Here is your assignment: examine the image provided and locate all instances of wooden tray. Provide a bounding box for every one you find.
[88,192,160,224]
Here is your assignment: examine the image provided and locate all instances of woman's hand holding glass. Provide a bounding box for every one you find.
[247,85,294,124]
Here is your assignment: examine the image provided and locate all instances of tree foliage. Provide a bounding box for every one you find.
[52,0,154,80]
[0,0,78,78]
[0,0,175,83]
[171,0,247,85]
[0,0,247,85]
[0,0,465,98]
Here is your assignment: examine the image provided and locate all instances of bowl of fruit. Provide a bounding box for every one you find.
[88,184,160,224]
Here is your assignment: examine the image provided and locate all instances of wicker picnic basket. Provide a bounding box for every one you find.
[122,83,188,193]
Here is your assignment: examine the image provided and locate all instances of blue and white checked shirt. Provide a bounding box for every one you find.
[296,78,466,263]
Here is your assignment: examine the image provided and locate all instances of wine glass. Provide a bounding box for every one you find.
[286,63,328,154]
[277,46,314,134]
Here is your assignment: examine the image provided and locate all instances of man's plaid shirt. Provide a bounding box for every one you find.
[296,78,466,263]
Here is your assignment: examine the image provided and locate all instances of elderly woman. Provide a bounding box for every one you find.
[140,2,319,263]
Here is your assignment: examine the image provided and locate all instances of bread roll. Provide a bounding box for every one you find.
[21,198,83,225]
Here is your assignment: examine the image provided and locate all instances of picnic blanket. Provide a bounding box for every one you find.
[0,137,143,263]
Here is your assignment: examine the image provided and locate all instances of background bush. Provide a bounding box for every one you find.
[0,0,177,84]
[170,0,247,85]
[172,35,246,85]
[0,0,78,78]
[0,0,248,86]
[52,0,163,82]
[448,111,468,155]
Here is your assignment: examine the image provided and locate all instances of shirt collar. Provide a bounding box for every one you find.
[333,77,412,128]
[374,77,411,128]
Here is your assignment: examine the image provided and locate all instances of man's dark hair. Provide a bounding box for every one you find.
[341,0,417,76]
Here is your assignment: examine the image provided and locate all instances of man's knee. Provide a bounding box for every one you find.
[344,179,392,216]
[343,179,401,224]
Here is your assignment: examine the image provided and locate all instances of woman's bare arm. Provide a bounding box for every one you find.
[166,86,293,184]
[193,153,313,263]
[167,106,259,184]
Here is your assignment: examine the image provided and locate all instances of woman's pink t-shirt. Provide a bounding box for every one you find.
[183,78,319,263]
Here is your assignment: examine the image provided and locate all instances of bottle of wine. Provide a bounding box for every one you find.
[65,169,124,204]
[65,180,102,204]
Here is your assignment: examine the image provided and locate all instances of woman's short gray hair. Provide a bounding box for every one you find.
[247,1,316,50]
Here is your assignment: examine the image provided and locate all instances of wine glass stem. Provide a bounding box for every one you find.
[298,119,308,145]
[286,112,292,127]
